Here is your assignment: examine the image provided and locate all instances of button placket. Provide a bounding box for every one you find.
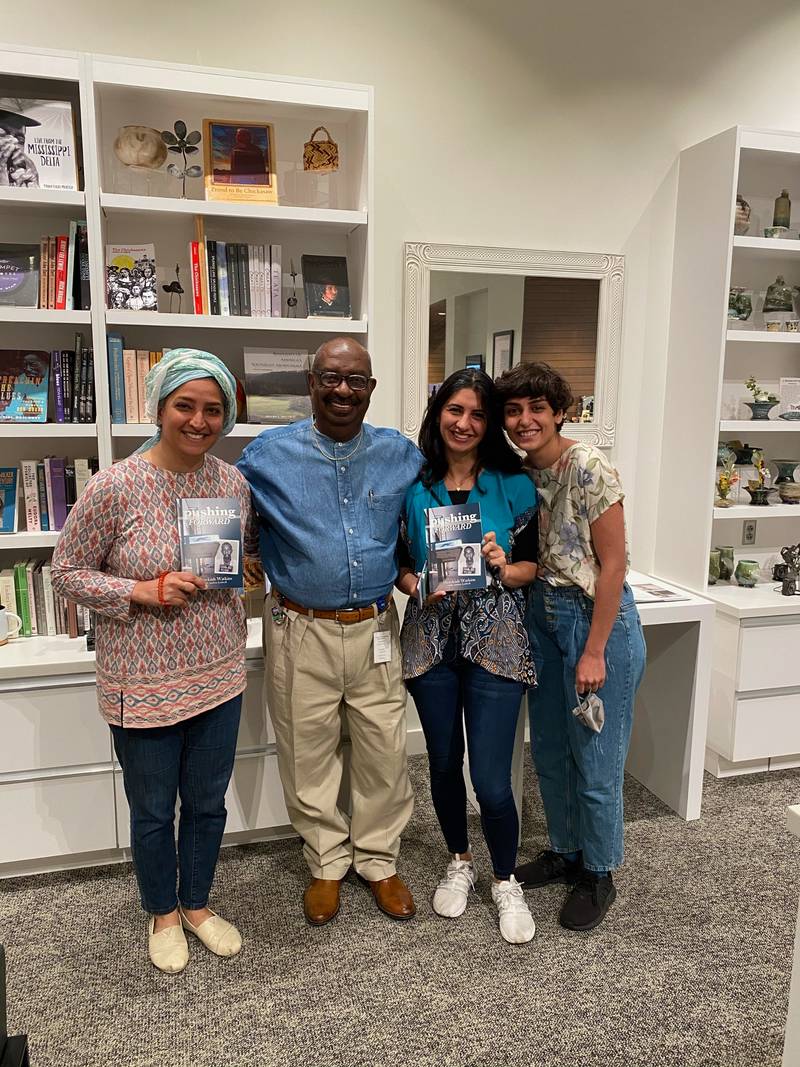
[336,452,362,603]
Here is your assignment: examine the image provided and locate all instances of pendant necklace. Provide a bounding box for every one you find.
[311,419,365,462]
[447,465,476,491]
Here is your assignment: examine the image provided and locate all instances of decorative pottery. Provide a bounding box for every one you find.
[733,443,757,464]
[734,560,760,587]
[772,459,799,484]
[765,319,783,331]
[728,287,752,321]
[764,226,789,239]
[763,275,795,313]
[734,194,751,236]
[774,188,792,229]
[774,562,789,581]
[778,483,800,505]
[745,400,779,420]
[113,126,167,169]
[717,546,734,582]
[780,411,800,421]
[708,549,721,585]
[744,485,774,506]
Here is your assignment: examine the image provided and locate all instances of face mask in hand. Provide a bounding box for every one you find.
[571,691,605,734]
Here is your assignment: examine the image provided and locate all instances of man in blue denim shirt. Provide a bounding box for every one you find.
[237,337,422,926]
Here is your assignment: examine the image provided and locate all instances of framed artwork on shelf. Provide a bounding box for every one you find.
[492,330,514,376]
[202,119,278,203]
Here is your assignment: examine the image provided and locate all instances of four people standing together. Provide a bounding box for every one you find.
[53,337,644,971]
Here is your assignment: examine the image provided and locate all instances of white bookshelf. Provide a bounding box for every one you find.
[659,125,800,777]
[0,40,373,633]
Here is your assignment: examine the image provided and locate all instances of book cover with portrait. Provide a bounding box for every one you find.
[176,497,243,590]
[301,254,351,317]
[0,98,77,191]
[106,244,158,312]
[0,350,50,422]
[0,244,40,308]
[424,501,486,593]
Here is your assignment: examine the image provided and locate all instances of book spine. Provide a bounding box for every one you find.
[122,349,139,422]
[0,572,17,617]
[20,461,41,532]
[43,458,55,528]
[51,349,65,423]
[32,562,45,638]
[199,237,210,315]
[39,236,48,308]
[14,563,31,637]
[41,562,57,637]
[25,561,38,636]
[261,244,270,317]
[65,220,77,311]
[60,351,71,424]
[207,239,219,315]
[228,244,240,317]
[54,590,65,635]
[36,462,49,532]
[47,235,57,309]
[136,350,150,422]
[74,458,91,500]
[49,457,68,531]
[77,348,88,422]
[248,244,257,317]
[54,234,68,310]
[88,349,96,422]
[240,244,251,317]
[66,599,79,640]
[270,244,281,318]
[71,333,83,423]
[107,334,126,424]
[189,242,203,314]
[77,223,90,310]
[217,243,230,316]
[64,461,76,515]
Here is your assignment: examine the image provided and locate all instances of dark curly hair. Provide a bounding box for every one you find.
[418,368,522,488]
[494,362,574,432]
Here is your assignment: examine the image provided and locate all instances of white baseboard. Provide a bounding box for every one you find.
[407,725,426,757]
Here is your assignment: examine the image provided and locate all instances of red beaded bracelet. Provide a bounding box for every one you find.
[157,572,169,606]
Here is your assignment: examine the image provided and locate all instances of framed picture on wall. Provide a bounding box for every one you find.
[203,119,278,203]
[492,330,514,377]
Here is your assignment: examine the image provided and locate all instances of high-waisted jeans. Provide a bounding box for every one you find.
[110,694,242,914]
[527,581,646,872]
[407,657,524,880]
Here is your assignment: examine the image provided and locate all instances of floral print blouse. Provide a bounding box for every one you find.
[528,442,628,599]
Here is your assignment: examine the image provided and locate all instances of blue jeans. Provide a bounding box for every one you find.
[527,582,646,872]
[407,658,524,880]
[110,695,242,914]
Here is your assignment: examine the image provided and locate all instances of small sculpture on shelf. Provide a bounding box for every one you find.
[162,264,185,313]
[780,544,800,595]
[286,259,299,317]
[774,189,792,229]
[728,287,752,321]
[744,449,774,506]
[715,453,739,508]
[161,120,202,199]
[763,275,796,313]
[744,376,779,420]
[734,194,751,236]
[734,559,760,587]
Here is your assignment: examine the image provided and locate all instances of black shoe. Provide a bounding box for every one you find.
[559,871,616,931]
[513,849,582,888]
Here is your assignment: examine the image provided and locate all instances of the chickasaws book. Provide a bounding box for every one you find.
[176,497,243,589]
[424,501,487,593]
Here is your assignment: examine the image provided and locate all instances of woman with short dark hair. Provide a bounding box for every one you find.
[497,361,646,932]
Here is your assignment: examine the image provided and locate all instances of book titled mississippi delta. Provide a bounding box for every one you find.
[425,501,487,593]
[176,497,243,589]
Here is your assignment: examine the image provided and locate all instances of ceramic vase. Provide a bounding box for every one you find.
[735,194,751,236]
[772,460,799,484]
[717,546,734,582]
[744,486,774,506]
[734,560,760,587]
[708,549,721,585]
[774,189,792,229]
[745,401,779,420]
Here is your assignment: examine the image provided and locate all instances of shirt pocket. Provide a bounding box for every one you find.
[368,490,404,543]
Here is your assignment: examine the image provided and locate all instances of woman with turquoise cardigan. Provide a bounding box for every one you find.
[396,369,539,945]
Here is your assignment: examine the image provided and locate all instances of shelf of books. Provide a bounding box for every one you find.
[0,43,373,656]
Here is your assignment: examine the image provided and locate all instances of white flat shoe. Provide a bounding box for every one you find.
[148,916,189,973]
[180,907,242,957]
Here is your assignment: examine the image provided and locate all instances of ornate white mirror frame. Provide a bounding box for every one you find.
[401,242,625,447]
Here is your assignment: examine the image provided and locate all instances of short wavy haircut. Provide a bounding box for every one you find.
[494,362,574,432]
[418,368,522,488]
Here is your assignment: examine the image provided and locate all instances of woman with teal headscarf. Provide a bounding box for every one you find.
[53,348,259,974]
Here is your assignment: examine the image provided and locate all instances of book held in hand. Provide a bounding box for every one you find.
[425,502,487,593]
[176,497,243,590]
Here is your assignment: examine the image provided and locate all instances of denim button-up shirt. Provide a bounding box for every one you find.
[237,418,423,609]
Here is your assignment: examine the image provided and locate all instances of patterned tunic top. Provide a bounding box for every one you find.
[51,454,257,728]
[400,469,537,687]
[528,442,628,599]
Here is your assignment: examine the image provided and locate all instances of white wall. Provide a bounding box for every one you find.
[6,0,800,547]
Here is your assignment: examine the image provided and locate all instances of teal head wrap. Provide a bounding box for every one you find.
[136,347,238,453]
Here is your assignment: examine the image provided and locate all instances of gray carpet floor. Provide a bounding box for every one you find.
[1,754,799,1067]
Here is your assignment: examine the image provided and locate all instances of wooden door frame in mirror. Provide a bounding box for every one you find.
[401,242,624,447]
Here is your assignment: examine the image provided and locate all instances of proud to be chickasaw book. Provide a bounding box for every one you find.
[425,501,487,593]
[176,497,243,590]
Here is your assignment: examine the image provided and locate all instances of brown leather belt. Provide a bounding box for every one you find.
[274,590,389,625]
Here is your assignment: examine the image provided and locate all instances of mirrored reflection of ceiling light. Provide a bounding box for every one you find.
[437,311,446,316]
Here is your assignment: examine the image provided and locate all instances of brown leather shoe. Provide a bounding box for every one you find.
[361,873,416,920]
[303,878,341,926]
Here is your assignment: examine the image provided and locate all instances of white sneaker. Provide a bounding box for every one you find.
[432,854,476,918]
[491,875,536,944]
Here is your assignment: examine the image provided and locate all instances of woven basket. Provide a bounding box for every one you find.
[303,126,339,174]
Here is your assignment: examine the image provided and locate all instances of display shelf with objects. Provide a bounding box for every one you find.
[656,125,800,777]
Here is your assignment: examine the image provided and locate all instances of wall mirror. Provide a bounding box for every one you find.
[402,243,625,447]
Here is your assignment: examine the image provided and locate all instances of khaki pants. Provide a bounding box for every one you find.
[263,596,413,880]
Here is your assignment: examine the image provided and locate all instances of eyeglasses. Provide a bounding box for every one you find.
[313,370,373,392]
